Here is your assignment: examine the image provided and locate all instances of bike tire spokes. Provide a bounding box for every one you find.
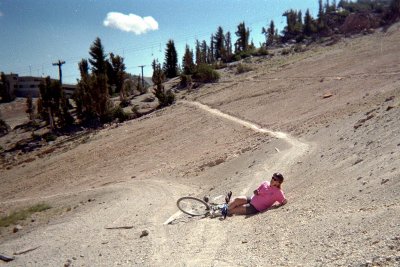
[177,197,210,216]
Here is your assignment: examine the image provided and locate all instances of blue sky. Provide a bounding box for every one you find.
[0,0,318,84]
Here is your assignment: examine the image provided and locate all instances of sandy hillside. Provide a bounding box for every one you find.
[0,23,399,266]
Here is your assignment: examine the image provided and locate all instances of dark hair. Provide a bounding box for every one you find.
[273,172,284,183]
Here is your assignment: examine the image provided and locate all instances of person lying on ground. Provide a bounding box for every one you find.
[228,172,287,215]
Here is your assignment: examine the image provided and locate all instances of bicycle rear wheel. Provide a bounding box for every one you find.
[176,196,210,216]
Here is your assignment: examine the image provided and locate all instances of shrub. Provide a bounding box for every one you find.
[119,98,131,108]
[0,119,10,137]
[43,132,57,142]
[192,64,220,83]
[111,106,129,122]
[281,47,292,55]
[180,74,192,88]
[256,46,269,56]
[154,87,175,108]
[293,44,306,53]
[236,63,253,74]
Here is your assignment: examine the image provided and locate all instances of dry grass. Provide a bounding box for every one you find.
[0,203,51,227]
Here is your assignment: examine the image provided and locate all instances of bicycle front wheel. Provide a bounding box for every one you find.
[177,196,210,216]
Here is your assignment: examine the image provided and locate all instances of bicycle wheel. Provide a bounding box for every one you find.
[176,196,210,216]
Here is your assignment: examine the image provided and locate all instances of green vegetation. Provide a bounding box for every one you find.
[236,63,253,74]
[0,72,16,103]
[152,59,175,108]
[0,203,51,227]
[0,111,10,137]
[163,39,178,79]
[192,64,220,83]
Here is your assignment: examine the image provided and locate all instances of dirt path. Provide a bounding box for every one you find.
[181,100,310,195]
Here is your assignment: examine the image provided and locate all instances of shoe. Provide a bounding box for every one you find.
[221,204,228,219]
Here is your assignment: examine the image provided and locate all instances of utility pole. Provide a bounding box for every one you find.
[138,65,145,88]
[52,60,65,84]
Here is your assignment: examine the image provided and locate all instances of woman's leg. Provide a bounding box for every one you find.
[228,196,248,215]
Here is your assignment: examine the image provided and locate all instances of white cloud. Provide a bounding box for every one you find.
[103,12,158,35]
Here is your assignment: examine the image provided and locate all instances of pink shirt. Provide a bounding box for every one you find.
[250,181,286,211]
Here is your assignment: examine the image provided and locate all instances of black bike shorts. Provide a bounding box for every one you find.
[245,197,259,215]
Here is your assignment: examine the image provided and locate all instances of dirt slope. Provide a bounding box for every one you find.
[0,23,399,266]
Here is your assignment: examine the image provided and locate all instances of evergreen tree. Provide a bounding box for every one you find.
[262,20,276,46]
[89,37,107,75]
[282,9,302,40]
[390,0,400,18]
[75,59,91,118]
[108,53,126,94]
[0,72,15,103]
[213,26,225,61]
[209,34,215,63]
[201,40,208,64]
[152,59,174,107]
[38,76,62,129]
[195,40,202,65]
[304,9,317,36]
[317,0,326,30]
[88,38,109,119]
[182,44,195,75]
[163,39,178,78]
[235,22,250,52]
[26,95,35,121]
[225,32,233,62]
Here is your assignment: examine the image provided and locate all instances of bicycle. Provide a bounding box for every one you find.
[176,191,232,219]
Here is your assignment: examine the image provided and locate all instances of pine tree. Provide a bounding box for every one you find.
[209,34,215,63]
[182,44,195,75]
[108,53,126,94]
[163,40,178,78]
[304,9,316,36]
[225,32,233,62]
[262,20,276,46]
[213,26,225,61]
[235,22,250,52]
[0,72,15,103]
[195,40,202,65]
[26,95,35,121]
[152,59,174,107]
[390,0,400,18]
[89,37,107,75]
[88,38,109,119]
[317,0,326,30]
[38,77,62,130]
[201,40,208,64]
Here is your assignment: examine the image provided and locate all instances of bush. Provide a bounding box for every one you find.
[256,46,269,56]
[293,44,306,53]
[119,98,131,108]
[180,74,192,88]
[236,63,253,74]
[111,106,129,122]
[43,132,57,142]
[281,47,292,55]
[154,87,175,108]
[0,119,10,137]
[192,64,220,83]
